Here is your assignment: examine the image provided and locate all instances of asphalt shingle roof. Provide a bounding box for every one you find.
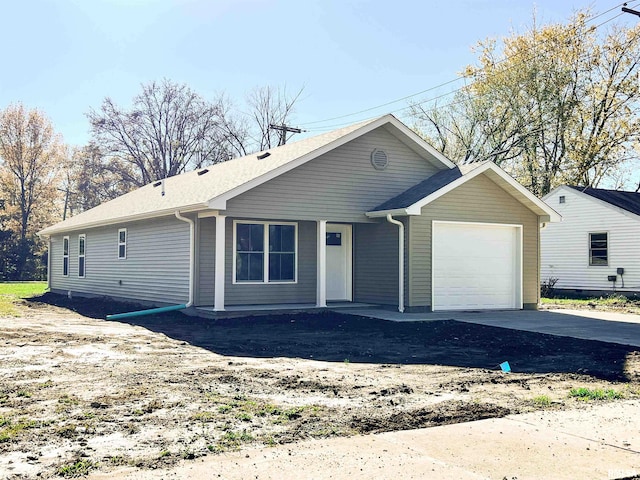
[39,117,382,235]
[568,186,640,217]
[370,161,490,212]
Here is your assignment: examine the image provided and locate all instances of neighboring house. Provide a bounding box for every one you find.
[38,115,559,314]
[541,185,640,295]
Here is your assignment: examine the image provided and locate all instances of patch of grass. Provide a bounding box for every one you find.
[0,419,37,443]
[56,459,96,477]
[218,404,232,414]
[214,430,254,451]
[0,282,47,317]
[158,450,171,458]
[569,387,623,401]
[16,390,32,398]
[532,395,551,407]
[192,411,217,422]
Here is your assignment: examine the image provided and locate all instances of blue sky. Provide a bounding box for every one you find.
[1,0,637,146]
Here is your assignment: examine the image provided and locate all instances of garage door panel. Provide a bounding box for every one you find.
[433,222,520,311]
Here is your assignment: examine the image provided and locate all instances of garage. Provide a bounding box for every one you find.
[432,221,522,311]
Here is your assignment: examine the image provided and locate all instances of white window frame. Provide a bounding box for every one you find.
[118,228,127,259]
[78,234,86,278]
[62,236,69,277]
[232,220,298,284]
[588,231,608,267]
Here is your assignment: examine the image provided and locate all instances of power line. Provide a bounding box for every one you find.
[300,0,639,132]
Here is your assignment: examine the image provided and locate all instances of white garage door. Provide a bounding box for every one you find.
[432,222,522,311]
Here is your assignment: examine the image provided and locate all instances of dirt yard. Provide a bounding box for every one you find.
[1,294,639,479]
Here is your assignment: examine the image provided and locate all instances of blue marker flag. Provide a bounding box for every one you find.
[500,361,511,373]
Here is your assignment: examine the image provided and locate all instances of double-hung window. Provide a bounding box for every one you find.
[62,236,69,276]
[78,234,86,278]
[234,221,296,283]
[118,229,127,259]
[589,232,608,266]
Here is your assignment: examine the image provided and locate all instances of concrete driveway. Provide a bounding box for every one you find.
[342,307,640,347]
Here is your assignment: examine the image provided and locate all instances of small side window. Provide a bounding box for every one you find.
[118,229,127,259]
[589,232,608,266]
[78,234,86,278]
[62,236,69,277]
[559,195,565,204]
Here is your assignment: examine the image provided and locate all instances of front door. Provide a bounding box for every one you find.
[326,224,352,301]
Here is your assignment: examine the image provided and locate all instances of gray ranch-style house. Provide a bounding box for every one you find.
[38,115,560,315]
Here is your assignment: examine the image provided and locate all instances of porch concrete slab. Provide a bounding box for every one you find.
[341,307,640,347]
[90,400,640,480]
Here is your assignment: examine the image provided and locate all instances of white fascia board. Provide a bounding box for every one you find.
[406,162,561,222]
[384,116,456,169]
[561,185,640,222]
[206,114,455,208]
[37,204,207,237]
[365,208,410,218]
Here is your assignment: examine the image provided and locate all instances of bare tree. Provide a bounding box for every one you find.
[88,79,234,186]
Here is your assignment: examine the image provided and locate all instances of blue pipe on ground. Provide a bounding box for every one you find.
[106,303,188,320]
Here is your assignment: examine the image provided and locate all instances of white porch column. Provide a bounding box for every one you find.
[316,220,327,308]
[214,214,226,311]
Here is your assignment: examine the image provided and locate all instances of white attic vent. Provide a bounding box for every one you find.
[371,148,389,170]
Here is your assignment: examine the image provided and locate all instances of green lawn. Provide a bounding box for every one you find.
[0,282,47,317]
[541,294,640,314]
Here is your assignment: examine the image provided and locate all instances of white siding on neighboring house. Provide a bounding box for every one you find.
[541,187,640,292]
[49,216,191,305]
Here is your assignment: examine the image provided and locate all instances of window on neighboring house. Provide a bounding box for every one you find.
[589,232,608,266]
[62,236,69,276]
[118,228,127,259]
[234,221,297,283]
[78,234,86,277]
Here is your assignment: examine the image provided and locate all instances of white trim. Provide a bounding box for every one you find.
[62,236,69,277]
[208,115,456,210]
[214,215,226,311]
[232,220,298,284]
[78,234,86,278]
[316,220,327,308]
[431,220,523,311]
[47,238,52,289]
[118,228,127,259]
[366,162,561,223]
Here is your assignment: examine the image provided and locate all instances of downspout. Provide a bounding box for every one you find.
[175,211,195,308]
[46,237,51,291]
[386,214,405,313]
[105,212,195,320]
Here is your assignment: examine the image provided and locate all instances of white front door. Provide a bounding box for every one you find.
[326,224,352,301]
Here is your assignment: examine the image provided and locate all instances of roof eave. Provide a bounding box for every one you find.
[365,208,411,218]
[37,203,209,237]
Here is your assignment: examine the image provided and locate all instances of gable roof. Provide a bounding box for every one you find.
[39,114,454,236]
[566,186,640,217]
[367,161,561,223]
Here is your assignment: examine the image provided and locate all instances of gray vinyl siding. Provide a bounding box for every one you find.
[224,218,317,305]
[196,217,216,306]
[49,216,190,305]
[225,128,442,222]
[409,174,539,308]
[353,221,403,305]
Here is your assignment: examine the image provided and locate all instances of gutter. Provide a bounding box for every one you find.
[385,214,405,313]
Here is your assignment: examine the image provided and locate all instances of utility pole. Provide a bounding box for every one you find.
[622,3,640,17]
[269,124,304,146]
[57,187,77,220]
